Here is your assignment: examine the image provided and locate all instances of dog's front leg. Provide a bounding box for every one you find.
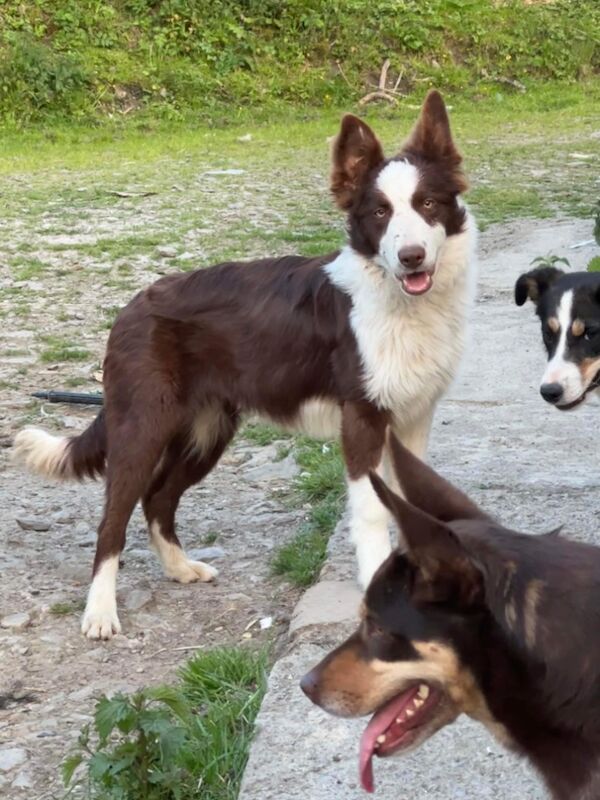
[341,401,389,589]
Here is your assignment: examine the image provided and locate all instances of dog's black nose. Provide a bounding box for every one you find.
[300,669,320,703]
[398,245,425,271]
[540,382,564,404]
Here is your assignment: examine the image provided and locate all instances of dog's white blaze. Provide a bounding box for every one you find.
[375,161,446,274]
[81,555,121,640]
[12,428,72,479]
[347,470,391,589]
[150,522,217,583]
[541,290,584,404]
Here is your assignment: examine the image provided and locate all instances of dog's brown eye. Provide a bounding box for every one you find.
[422,198,436,210]
[374,207,388,218]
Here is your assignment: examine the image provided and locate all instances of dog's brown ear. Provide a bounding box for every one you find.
[331,114,384,210]
[386,433,488,523]
[514,266,564,307]
[403,90,463,172]
[369,472,481,606]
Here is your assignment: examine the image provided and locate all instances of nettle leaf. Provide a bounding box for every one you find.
[146,685,193,724]
[88,751,114,783]
[95,694,138,740]
[61,753,83,786]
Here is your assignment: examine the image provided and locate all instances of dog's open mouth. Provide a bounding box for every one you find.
[359,683,440,793]
[399,271,434,296]
[556,371,600,412]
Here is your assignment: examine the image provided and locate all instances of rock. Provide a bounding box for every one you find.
[156,245,177,258]
[15,517,51,532]
[0,748,27,772]
[53,511,75,524]
[244,453,299,483]
[123,588,153,612]
[11,769,33,789]
[187,546,226,561]
[0,612,31,631]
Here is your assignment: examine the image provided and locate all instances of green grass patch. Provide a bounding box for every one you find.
[62,646,267,800]
[50,599,85,616]
[1,1,598,125]
[588,256,600,272]
[39,335,90,363]
[242,422,291,447]
[272,438,345,587]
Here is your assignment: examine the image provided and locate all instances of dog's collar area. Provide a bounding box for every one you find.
[359,682,439,793]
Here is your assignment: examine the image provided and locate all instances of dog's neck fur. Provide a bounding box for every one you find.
[463,531,600,800]
[325,209,476,420]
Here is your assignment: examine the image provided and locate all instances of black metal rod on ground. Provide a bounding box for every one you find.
[32,391,104,406]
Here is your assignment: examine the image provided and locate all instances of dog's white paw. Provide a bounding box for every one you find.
[81,606,122,640]
[170,560,218,584]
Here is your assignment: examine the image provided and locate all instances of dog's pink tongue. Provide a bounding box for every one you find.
[401,272,432,295]
[358,687,419,793]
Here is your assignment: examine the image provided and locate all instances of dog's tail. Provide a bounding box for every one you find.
[13,409,107,481]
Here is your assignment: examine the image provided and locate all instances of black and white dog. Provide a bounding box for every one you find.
[516,267,600,409]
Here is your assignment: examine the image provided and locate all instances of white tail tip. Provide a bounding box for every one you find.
[12,428,72,480]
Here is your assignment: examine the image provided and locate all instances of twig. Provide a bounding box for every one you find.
[149,644,206,657]
[482,75,526,93]
[378,58,390,91]
[393,68,405,93]
[358,90,398,107]
[335,60,353,89]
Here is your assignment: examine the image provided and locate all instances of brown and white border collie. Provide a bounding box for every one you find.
[302,434,600,800]
[13,91,476,639]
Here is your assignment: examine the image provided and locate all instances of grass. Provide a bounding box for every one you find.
[39,335,91,363]
[50,599,85,616]
[63,646,268,800]
[272,438,345,587]
[242,422,291,447]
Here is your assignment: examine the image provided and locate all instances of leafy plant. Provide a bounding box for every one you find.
[531,202,600,275]
[62,646,268,800]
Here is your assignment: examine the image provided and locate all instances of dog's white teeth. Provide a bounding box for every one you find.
[418,684,430,700]
[406,708,415,717]
[376,735,387,744]
[414,697,424,708]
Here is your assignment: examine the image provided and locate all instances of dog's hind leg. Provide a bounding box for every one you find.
[142,408,238,584]
[82,413,182,640]
[341,402,390,590]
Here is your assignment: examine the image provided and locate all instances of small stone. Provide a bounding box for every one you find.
[0,748,27,772]
[1,612,31,631]
[53,511,75,524]
[15,517,51,532]
[187,546,226,561]
[124,589,153,612]
[156,245,177,258]
[11,769,33,789]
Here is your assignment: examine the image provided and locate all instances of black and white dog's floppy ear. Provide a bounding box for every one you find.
[514,266,564,307]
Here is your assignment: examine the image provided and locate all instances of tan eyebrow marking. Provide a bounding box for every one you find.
[547,317,559,333]
[571,319,585,337]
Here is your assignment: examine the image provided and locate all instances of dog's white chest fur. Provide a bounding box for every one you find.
[326,214,476,423]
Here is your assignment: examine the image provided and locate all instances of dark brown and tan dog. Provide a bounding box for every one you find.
[301,434,600,799]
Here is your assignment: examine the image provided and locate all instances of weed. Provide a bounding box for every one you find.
[242,422,291,446]
[62,646,267,800]
[272,438,345,587]
[39,335,90,363]
[50,599,85,616]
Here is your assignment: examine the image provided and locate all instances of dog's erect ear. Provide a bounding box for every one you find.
[330,114,384,210]
[369,472,482,606]
[403,90,462,166]
[385,433,488,523]
[514,266,564,307]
